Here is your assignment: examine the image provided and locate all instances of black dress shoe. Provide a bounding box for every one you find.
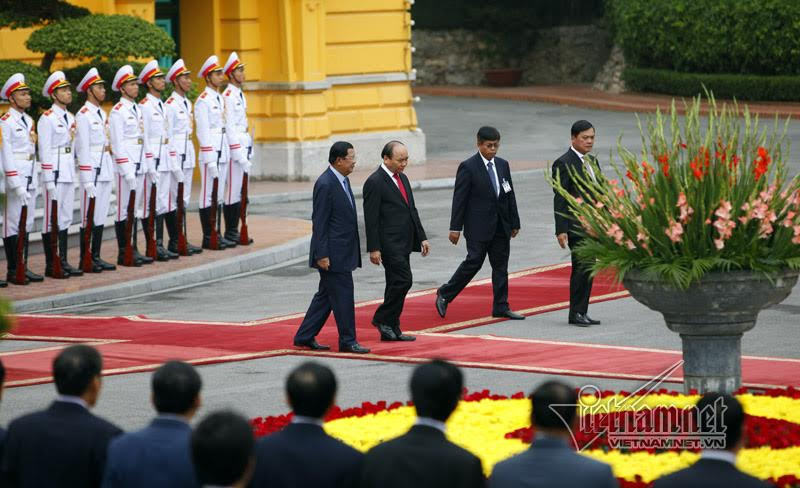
[435,290,448,318]
[293,339,330,351]
[26,268,44,282]
[372,322,398,341]
[391,325,416,341]
[492,310,525,320]
[568,313,599,327]
[339,343,370,354]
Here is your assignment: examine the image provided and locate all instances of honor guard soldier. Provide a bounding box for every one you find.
[139,60,177,261]
[165,58,202,255]
[38,71,83,277]
[195,54,235,250]
[109,65,153,266]
[222,51,253,245]
[1,73,43,285]
[75,67,116,273]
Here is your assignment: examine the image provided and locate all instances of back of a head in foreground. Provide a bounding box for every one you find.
[410,359,463,422]
[192,410,255,487]
[152,360,202,415]
[53,345,102,396]
[286,361,337,418]
[530,380,579,431]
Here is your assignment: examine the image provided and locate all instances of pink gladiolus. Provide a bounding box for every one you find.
[605,223,624,245]
[714,238,725,250]
[625,239,636,250]
[783,211,797,228]
[575,197,584,204]
[714,200,733,220]
[665,219,683,243]
[676,192,694,224]
[793,225,800,244]
[595,201,605,209]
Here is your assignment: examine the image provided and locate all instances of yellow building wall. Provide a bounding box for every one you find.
[1,0,418,145]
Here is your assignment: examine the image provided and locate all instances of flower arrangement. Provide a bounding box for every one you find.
[548,94,800,289]
[250,388,800,487]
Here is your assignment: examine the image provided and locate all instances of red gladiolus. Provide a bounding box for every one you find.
[657,153,670,177]
[690,158,703,181]
[753,146,771,181]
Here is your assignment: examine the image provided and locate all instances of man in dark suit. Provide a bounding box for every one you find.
[653,394,770,488]
[489,381,617,488]
[293,141,370,354]
[192,410,255,488]
[552,120,601,327]
[360,359,485,488]
[0,359,5,464]
[436,126,523,320]
[249,361,363,488]
[102,360,202,487]
[1,345,123,487]
[363,141,430,341]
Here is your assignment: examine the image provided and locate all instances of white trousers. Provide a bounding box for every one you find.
[116,174,145,222]
[80,181,113,228]
[226,160,246,205]
[199,162,228,209]
[156,170,175,215]
[3,178,38,237]
[43,182,74,233]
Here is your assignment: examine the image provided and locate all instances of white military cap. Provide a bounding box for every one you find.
[43,70,70,98]
[112,65,136,92]
[198,55,222,79]
[1,73,28,100]
[224,51,244,77]
[77,67,104,93]
[167,58,191,83]
[138,59,164,84]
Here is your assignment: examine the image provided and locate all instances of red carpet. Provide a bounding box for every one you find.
[3,263,797,389]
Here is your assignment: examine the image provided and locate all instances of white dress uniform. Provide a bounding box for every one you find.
[165,90,194,207]
[75,100,113,228]
[222,52,251,206]
[139,92,174,215]
[38,87,76,234]
[195,60,229,210]
[109,66,148,223]
[0,98,37,237]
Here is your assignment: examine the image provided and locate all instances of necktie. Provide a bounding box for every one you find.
[583,155,597,182]
[20,116,27,128]
[393,173,409,205]
[63,113,69,126]
[97,109,103,120]
[487,161,499,197]
[343,177,355,208]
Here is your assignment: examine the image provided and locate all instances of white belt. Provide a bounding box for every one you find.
[124,137,144,145]
[90,145,111,153]
[210,128,226,135]
[148,137,169,146]
[12,152,33,161]
[56,146,72,155]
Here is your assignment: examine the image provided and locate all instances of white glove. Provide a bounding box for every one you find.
[207,163,219,179]
[243,160,252,174]
[124,172,136,186]
[83,183,96,199]
[14,185,29,206]
[173,169,184,183]
[148,170,159,186]
[45,181,56,193]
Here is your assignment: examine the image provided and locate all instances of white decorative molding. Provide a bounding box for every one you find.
[242,71,416,92]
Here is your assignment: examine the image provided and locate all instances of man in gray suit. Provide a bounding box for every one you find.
[489,381,617,488]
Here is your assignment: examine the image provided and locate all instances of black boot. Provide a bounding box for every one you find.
[218,204,236,248]
[24,233,44,282]
[59,229,83,276]
[184,208,202,254]
[92,225,116,270]
[4,236,29,285]
[223,203,241,243]
[200,207,227,250]
[79,228,103,273]
[42,232,68,278]
[115,221,142,267]
[156,214,178,260]
[134,220,154,264]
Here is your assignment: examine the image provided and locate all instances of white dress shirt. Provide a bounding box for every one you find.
[414,416,447,433]
[701,450,737,464]
[478,152,500,196]
[381,162,401,188]
[571,145,597,182]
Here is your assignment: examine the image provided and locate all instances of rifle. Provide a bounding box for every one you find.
[145,137,163,259]
[81,155,102,273]
[208,130,224,250]
[123,188,136,266]
[15,180,28,284]
[50,149,65,278]
[176,133,188,255]
[239,127,253,245]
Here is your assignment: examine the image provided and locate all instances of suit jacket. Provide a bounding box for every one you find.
[1,401,123,488]
[489,437,617,488]
[309,167,362,272]
[552,148,600,236]
[363,166,427,256]
[653,458,770,488]
[0,427,5,469]
[359,425,484,488]
[102,417,198,488]
[249,422,363,488]
[449,153,520,242]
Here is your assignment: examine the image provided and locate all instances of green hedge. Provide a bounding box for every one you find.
[608,0,800,76]
[0,60,49,114]
[623,68,800,102]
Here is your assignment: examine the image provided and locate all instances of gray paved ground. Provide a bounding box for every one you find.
[4,96,800,428]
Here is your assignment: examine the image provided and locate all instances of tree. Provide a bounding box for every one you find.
[26,14,176,72]
[0,0,89,29]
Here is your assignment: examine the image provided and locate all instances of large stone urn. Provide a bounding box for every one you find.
[623,269,799,393]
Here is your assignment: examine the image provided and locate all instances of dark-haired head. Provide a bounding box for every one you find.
[570,120,595,155]
[382,140,409,173]
[695,393,745,452]
[192,410,255,487]
[477,126,501,143]
[530,381,578,431]
[152,361,202,416]
[286,361,337,418]
[410,359,463,422]
[329,141,356,177]
[328,141,354,165]
[53,345,103,405]
[570,120,594,137]
[381,140,404,160]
